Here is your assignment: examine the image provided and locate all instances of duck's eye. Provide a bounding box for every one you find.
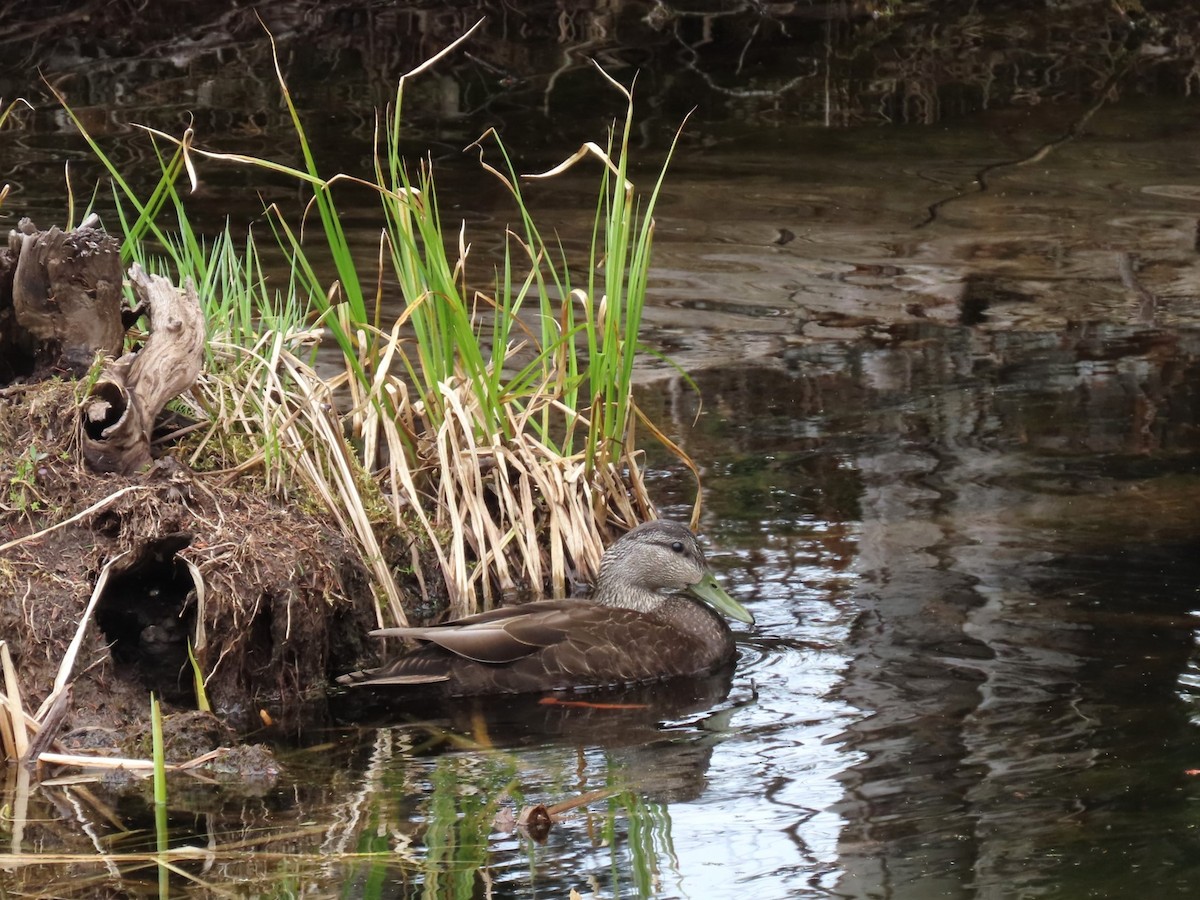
[671,541,685,553]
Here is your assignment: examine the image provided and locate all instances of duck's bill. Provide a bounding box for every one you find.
[690,573,755,625]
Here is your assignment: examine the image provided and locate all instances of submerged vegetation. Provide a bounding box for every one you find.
[3,717,686,897]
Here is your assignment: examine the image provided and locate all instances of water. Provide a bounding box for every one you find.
[13,331,1200,897]
[7,3,1200,897]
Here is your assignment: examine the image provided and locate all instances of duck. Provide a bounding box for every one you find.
[337,519,754,697]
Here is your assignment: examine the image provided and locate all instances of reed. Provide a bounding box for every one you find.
[0,98,33,211]
[57,28,695,623]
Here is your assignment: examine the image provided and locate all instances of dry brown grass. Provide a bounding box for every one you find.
[179,318,661,627]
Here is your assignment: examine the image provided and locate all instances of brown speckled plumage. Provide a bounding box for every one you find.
[337,520,754,696]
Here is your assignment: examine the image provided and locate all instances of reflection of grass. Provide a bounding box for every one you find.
[624,792,676,899]
[424,756,518,899]
[341,750,520,899]
[596,768,677,900]
[1,733,683,897]
[405,753,677,899]
[330,736,683,900]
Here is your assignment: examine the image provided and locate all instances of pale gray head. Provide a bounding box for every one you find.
[593,520,754,624]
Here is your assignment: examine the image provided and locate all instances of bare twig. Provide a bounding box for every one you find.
[35,551,129,722]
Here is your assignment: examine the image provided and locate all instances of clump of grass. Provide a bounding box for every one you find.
[55,26,696,625]
[0,98,33,211]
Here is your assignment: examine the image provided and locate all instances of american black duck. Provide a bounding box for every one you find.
[337,519,754,696]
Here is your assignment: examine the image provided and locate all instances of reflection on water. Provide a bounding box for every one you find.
[8,3,1200,898]
[10,188,1200,899]
[9,306,1200,896]
[646,320,1200,898]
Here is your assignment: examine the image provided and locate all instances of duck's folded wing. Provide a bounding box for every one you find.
[343,605,716,692]
[369,603,578,664]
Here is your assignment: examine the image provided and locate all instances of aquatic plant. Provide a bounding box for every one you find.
[149,693,170,897]
[0,98,32,212]
[51,24,693,625]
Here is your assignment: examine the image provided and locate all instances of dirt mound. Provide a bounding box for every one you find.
[0,378,381,747]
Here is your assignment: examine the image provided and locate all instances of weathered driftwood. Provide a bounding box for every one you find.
[81,264,205,474]
[1,216,124,380]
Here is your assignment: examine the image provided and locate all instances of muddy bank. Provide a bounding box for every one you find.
[0,375,385,753]
[0,217,404,762]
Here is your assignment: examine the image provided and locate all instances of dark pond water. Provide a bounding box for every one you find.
[7,2,1200,897]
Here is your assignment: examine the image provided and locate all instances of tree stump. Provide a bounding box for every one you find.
[0,218,205,474]
[81,264,206,474]
[0,217,124,381]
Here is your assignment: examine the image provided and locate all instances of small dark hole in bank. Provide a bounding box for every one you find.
[95,533,197,705]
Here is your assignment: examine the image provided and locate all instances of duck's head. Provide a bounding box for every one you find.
[594,520,755,625]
